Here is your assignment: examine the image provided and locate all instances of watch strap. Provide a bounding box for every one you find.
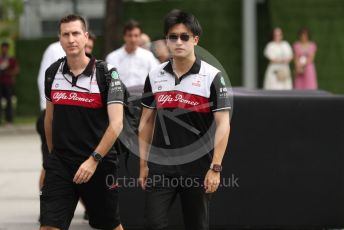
[91,151,103,162]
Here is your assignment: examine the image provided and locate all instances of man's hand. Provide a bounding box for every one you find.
[204,169,220,193]
[73,157,98,184]
[139,165,149,190]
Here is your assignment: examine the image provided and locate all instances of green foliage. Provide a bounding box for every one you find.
[0,0,24,37]
[1,0,24,20]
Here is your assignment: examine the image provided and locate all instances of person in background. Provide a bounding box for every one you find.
[106,20,159,96]
[0,41,19,126]
[37,41,65,190]
[263,27,293,90]
[37,42,65,114]
[36,41,65,223]
[85,31,96,56]
[293,28,318,90]
[151,39,170,63]
[139,33,152,50]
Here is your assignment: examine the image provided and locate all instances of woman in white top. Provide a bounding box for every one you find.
[263,27,293,90]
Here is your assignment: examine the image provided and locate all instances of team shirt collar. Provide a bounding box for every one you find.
[163,55,201,77]
[62,54,96,77]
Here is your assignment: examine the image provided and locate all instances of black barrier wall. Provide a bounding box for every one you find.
[117,89,344,229]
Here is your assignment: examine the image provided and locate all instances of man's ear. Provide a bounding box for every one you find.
[193,36,199,46]
[85,31,89,40]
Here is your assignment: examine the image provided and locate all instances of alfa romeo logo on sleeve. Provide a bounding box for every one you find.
[220,76,226,86]
[111,71,119,79]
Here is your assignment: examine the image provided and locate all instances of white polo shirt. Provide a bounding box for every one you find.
[105,46,159,95]
[37,41,65,110]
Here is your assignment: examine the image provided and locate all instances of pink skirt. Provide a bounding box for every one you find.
[294,63,317,89]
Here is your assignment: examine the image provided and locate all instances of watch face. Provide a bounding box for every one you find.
[93,152,102,162]
[212,164,222,172]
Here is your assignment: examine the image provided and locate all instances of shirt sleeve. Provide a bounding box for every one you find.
[210,72,231,112]
[311,42,317,53]
[107,68,125,105]
[149,53,160,71]
[141,75,156,109]
[293,42,300,57]
[264,42,274,60]
[285,42,293,59]
[105,53,111,64]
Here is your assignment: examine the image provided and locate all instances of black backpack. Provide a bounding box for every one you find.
[45,57,140,157]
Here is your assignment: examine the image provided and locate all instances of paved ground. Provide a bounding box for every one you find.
[0,124,92,230]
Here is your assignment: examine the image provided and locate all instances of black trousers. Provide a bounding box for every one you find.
[144,175,211,230]
[40,153,121,230]
[0,84,14,123]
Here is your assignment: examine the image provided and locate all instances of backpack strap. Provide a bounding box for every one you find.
[44,57,66,102]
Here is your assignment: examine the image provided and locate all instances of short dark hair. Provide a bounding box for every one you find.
[163,9,202,36]
[88,31,96,41]
[298,27,311,40]
[123,19,141,35]
[59,14,87,34]
[1,41,9,47]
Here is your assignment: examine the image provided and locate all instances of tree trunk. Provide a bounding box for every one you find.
[103,0,123,59]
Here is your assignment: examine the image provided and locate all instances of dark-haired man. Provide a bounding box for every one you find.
[106,19,158,96]
[85,31,96,56]
[139,10,231,230]
[40,14,124,230]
